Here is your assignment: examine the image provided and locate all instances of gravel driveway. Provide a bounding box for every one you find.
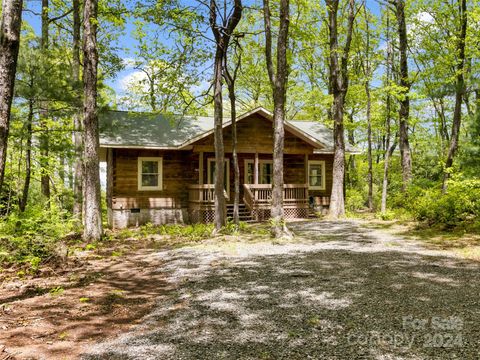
[82,220,480,359]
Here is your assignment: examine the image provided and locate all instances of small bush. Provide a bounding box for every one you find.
[0,203,76,270]
[345,188,365,212]
[376,210,395,221]
[412,179,480,229]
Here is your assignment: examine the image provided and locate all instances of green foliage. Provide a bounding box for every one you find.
[221,220,248,235]
[345,188,365,212]
[0,204,76,270]
[376,210,395,221]
[49,286,65,297]
[411,179,480,229]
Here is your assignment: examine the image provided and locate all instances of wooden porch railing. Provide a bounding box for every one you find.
[243,183,308,211]
[188,184,228,208]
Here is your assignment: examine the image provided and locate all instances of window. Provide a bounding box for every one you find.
[308,160,325,190]
[138,157,163,190]
[244,159,273,184]
[207,158,230,195]
[244,160,254,184]
[260,161,273,184]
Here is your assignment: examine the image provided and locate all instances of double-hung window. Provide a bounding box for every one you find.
[138,157,163,190]
[207,158,230,195]
[244,159,273,184]
[308,160,325,190]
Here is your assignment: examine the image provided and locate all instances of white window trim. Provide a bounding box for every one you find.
[308,160,326,190]
[244,159,254,184]
[138,157,163,191]
[244,159,273,184]
[207,158,230,195]
[259,160,273,184]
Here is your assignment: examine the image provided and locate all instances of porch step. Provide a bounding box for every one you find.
[226,203,254,222]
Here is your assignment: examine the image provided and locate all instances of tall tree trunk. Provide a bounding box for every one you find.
[224,49,242,227]
[228,85,240,226]
[366,82,373,210]
[394,0,412,191]
[208,0,242,231]
[442,0,467,192]
[40,0,51,202]
[19,99,33,212]
[381,110,391,213]
[327,0,355,219]
[212,45,226,230]
[82,0,102,241]
[263,0,292,238]
[364,8,373,211]
[381,13,393,214]
[72,0,83,221]
[0,0,23,194]
[346,108,356,186]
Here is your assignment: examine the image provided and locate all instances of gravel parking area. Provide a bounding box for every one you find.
[82,220,480,359]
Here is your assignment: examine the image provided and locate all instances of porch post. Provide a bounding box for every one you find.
[304,154,308,185]
[305,153,309,203]
[199,151,204,185]
[254,152,259,184]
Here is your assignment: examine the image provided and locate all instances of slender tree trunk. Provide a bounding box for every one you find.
[0,0,23,194]
[442,0,467,192]
[19,99,33,212]
[381,117,391,213]
[82,0,102,241]
[330,92,346,218]
[327,0,355,219]
[208,0,242,231]
[224,42,242,227]
[366,81,373,210]
[263,0,292,238]
[364,9,373,210]
[212,46,226,230]
[229,87,240,226]
[381,15,393,214]
[72,0,83,221]
[39,0,51,203]
[394,0,412,191]
[346,109,356,186]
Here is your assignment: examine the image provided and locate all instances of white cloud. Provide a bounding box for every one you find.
[122,57,138,68]
[118,70,148,92]
[417,12,434,24]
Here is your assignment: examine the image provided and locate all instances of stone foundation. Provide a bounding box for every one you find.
[109,208,188,229]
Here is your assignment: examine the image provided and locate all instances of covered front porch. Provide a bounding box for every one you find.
[187,152,331,223]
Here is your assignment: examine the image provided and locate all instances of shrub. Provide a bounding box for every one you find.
[345,188,365,212]
[376,210,395,221]
[411,179,480,229]
[0,203,76,270]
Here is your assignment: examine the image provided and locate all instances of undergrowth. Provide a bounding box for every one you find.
[0,203,78,273]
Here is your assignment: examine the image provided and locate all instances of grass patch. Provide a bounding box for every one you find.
[361,218,480,261]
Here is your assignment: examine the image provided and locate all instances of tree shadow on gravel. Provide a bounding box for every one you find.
[82,242,480,360]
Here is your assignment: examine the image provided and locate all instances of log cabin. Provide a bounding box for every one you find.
[99,107,356,228]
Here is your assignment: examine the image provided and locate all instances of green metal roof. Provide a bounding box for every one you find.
[99,107,357,153]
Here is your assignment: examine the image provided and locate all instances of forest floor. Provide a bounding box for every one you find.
[1,219,479,359]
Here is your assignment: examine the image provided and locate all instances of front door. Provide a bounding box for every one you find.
[244,159,273,184]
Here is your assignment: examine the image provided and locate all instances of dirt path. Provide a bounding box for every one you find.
[80,220,480,359]
[0,245,173,360]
